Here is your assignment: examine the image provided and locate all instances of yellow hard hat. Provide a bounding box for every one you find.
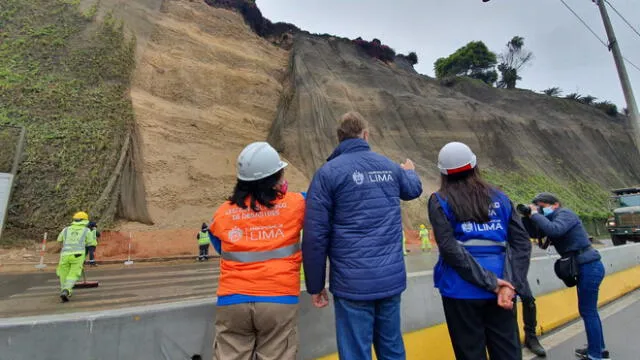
[420,224,426,229]
[73,211,89,221]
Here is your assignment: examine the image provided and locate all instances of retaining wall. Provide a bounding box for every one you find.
[1,244,639,360]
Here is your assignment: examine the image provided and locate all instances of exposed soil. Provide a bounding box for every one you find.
[112,0,309,231]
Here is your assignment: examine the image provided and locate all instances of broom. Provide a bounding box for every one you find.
[74,264,99,289]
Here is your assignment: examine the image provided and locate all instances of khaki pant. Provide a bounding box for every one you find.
[214,303,298,360]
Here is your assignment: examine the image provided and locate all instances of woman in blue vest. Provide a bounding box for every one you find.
[428,142,532,360]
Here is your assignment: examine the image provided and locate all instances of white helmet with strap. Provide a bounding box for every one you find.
[237,142,288,181]
[437,142,477,175]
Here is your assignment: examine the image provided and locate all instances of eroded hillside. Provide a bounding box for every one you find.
[120,0,308,230]
[267,34,640,225]
[4,0,638,243]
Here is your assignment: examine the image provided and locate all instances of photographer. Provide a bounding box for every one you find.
[527,193,608,360]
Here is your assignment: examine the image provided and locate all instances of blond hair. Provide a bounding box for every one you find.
[337,111,368,142]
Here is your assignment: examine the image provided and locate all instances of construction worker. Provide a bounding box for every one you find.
[209,142,305,360]
[402,230,408,256]
[419,224,432,252]
[85,221,99,267]
[57,212,96,303]
[197,223,210,261]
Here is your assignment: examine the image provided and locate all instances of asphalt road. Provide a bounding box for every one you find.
[0,241,610,318]
[524,289,640,360]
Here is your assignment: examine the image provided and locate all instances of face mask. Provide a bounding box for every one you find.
[542,207,555,217]
[277,179,288,195]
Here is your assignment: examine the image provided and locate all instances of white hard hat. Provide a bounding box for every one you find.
[237,142,288,181]
[437,142,477,175]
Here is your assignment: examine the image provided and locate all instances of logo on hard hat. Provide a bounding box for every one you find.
[228,227,243,243]
[461,222,474,233]
[352,171,365,185]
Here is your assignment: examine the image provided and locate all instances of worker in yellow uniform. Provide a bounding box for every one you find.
[419,224,432,252]
[197,223,210,261]
[85,221,99,267]
[57,212,96,303]
[402,230,408,256]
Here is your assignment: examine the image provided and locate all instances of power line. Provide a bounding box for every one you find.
[558,0,640,73]
[558,0,608,47]
[625,57,640,72]
[604,0,640,40]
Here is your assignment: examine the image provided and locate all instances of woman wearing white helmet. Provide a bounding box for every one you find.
[209,142,305,360]
[428,142,532,360]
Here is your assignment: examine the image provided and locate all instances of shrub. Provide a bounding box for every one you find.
[205,0,299,38]
[352,37,397,63]
[595,101,618,117]
[406,52,418,65]
[564,92,582,101]
[541,87,562,96]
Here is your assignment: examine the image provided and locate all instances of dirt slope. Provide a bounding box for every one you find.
[119,0,307,230]
[268,34,640,226]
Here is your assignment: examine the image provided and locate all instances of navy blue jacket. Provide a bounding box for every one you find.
[302,138,423,300]
[531,208,600,264]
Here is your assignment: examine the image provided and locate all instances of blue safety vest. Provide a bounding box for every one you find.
[433,191,511,299]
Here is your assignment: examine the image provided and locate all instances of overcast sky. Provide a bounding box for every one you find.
[259,0,639,110]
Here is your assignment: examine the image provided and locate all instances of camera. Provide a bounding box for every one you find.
[517,203,543,217]
[516,204,548,247]
[516,203,532,217]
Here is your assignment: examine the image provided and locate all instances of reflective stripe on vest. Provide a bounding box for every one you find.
[62,227,89,253]
[458,239,507,247]
[221,242,300,263]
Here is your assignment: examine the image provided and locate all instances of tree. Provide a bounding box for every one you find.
[542,87,562,96]
[434,41,498,85]
[497,36,533,89]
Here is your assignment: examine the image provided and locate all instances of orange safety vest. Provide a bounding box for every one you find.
[211,192,305,297]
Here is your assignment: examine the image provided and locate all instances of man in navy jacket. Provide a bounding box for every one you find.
[302,111,423,360]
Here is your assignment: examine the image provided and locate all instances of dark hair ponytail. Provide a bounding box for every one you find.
[228,170,283,212]
[439,167,495,223]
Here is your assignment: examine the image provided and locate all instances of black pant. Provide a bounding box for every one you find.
[85,246,96,263]
[198,244,209,260]
[442,296,521,360]
[518,296,538,336]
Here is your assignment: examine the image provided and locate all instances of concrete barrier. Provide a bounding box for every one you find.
[1,244,639,360]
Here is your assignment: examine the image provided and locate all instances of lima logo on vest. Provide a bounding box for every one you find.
[461,221,504,233]
[228,227,243,243]
[352,171,364,185]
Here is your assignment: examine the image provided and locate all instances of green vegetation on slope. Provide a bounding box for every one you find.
[0,0,136,242]
[483,168,611,222]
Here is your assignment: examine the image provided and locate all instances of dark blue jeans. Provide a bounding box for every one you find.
[85,246,96,263]
[577,260,606,359]
[334,294,405,360]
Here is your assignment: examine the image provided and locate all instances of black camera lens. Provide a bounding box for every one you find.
[517,204,532,216]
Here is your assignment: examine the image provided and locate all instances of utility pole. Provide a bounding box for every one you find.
[595,0,640,151]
